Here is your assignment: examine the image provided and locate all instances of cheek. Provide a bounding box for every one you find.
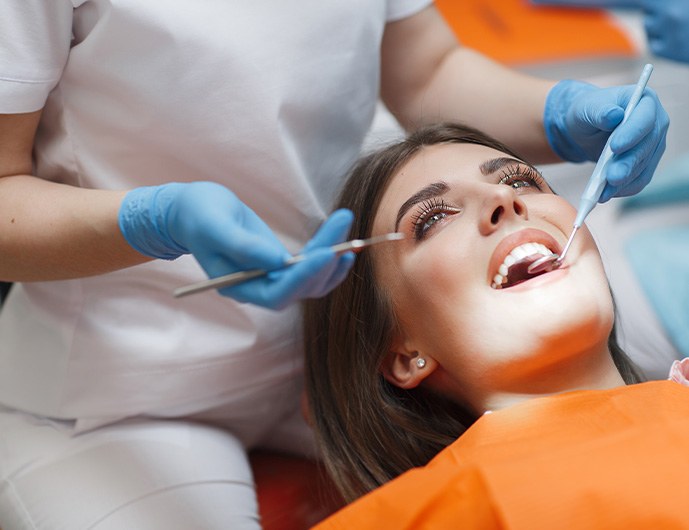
[528,195,577,232]
[573,251,615,326]
[390,254,494,364]
[396,238,477,312]
[387,254,473,338]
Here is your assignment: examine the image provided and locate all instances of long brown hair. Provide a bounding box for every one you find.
[303,123,642,503]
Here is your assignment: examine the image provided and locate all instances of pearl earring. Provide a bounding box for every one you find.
[416,357,426,369]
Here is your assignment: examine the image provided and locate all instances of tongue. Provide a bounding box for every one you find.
[503,254,547,288]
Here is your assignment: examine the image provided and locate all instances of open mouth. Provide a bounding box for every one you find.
[491,242,557,289]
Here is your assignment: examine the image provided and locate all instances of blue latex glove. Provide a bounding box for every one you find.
[544,79,669,201]
[119,181,355,309]
[640,0,689,64]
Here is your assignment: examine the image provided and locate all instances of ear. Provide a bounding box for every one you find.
[380,338,436,390]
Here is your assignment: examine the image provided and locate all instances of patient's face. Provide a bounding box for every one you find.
[372,142,614,408]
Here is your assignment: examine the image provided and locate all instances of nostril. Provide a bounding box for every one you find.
[513,201,524,217]
[491,206,504,225]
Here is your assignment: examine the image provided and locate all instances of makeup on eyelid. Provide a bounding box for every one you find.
[497,165,546,190]
[408,162,547,241]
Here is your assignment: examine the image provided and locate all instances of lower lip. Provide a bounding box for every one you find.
[497,266,569,292]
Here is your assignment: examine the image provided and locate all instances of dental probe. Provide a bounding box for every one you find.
[528,63,654,275]
[173,231,405,298]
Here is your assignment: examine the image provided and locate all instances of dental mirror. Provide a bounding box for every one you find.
[527,226,578,274]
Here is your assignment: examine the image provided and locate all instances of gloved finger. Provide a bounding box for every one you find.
[600,136,665,202]
[608,93,658,154]
[309,252,356,298]
[644,11,662,38]
[608,138,666,199]
[605,126,657,187]
[301,209,354,253]
[599,183,618,203]
[647,37,664,59]
[294,251,356,300]
[642,2,689,63]
[638,0,658,15]
[214,210,354,308]
[611,169,652,199]
[217,209,291,270]
[178,185,291,271]
[266,248,357,308]
[191,229,288,277]
[195,233,288,275]
[221,247,337,309]
[194,239,287,288]
[577,95,624,133]
[267,247,341,302]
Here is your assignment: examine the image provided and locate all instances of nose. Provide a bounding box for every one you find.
[478,185,528,236]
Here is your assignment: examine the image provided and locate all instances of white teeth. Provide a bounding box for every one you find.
[490,241,555,289]
[511,246,528,260]
[523,243,539,255]
[491,276,505,289]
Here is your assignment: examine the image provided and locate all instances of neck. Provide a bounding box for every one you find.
[482,345,626,413]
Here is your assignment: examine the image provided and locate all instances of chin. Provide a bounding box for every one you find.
[492,270,614,357]
[535,291,614,357]
[536,284,613,342]
[485,305,614,390]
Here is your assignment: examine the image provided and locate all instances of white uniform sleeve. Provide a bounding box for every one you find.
[0,0,74,113]
[386,0,434,22]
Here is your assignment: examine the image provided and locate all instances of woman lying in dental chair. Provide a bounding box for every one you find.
[303,123,689,529]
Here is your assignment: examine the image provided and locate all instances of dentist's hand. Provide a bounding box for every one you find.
[640,0,689,64]
[544,79,669,201]
[118,181,355,309]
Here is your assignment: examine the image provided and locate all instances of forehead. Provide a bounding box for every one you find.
[386,142,508,196]
[374,142,511,226]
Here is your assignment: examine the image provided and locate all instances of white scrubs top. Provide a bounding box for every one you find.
[0,0,433,432]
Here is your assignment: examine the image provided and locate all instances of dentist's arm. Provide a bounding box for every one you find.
[380,6,556,163]
[380,4,669,199]
[0,111,354,308]
[0,110,144,281]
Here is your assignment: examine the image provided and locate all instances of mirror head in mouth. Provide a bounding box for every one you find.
[491,241,558,290]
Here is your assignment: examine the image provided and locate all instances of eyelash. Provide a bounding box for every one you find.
[410,197,458,241]
[410,164,545,241]
[498,164,545,190]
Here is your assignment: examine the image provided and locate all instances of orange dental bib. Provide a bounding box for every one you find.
[315,381,689,530]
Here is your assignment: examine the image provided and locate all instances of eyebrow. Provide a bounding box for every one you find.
[395,181,450,231]
[393,157,532,231]
[479,157,526,176]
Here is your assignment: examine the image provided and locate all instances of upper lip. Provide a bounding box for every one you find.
[488,228,562,285]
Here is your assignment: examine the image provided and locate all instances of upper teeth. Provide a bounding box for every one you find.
[491,242,554,289]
